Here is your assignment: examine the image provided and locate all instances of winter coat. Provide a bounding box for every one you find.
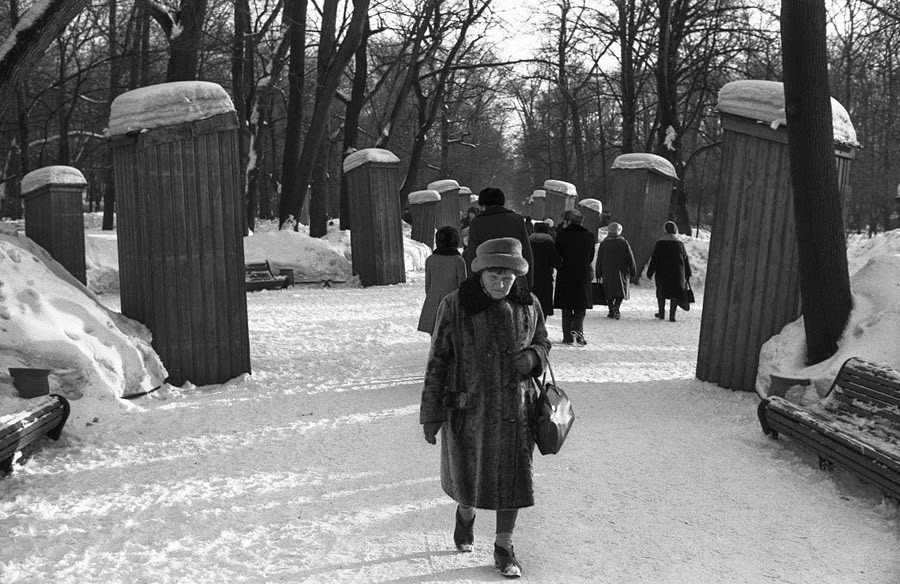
[465,206,534,289]
[420,276,551,510]
[553,224,596,311]
[417,250,468,334]
[597,234,636,301]
[529,232,560,316]
[646,235,692,300]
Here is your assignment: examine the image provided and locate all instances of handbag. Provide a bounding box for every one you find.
[591,279,606,306]
[678,280,695,311]
[531,361,575,455]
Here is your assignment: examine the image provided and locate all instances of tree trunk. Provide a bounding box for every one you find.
[168,0,208,81]
[781,0,852,364]
[279,0,308,226]
[103,0,122,230]
[339,18,369,230]
[233,0,253,232]
[279,0,368,228]
[0,0,90,119]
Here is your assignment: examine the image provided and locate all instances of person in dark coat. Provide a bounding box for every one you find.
[553,210,596,344]
[465,187,534,290]
[597,221,636,320]
[528,222,560,318]
[418,226,467,334]
[421,237,550,578]
[647,221,692,322]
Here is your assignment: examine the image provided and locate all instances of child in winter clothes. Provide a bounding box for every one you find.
[417,226,467,335]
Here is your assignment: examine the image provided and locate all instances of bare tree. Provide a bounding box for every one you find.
[138,0,208,81]
[781,0,852,364]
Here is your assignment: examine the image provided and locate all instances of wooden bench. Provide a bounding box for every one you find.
[245,261,290,292]
[758,357,900,501]
[1,394,70,474]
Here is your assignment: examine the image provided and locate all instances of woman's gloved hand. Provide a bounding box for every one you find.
[514,349,538,375]
[423,422,442,444]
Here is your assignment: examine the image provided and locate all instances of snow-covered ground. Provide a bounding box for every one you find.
[1,220,899,583]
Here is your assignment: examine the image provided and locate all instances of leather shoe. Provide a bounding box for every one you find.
[494,544,522,578]
[453,506,474,552]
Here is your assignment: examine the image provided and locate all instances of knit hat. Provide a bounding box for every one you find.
[608,222,622,235]
[471,237,529,276]
[664,221,678,234]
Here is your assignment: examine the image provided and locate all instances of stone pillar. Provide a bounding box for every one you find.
[343,148,406,286]
[428,179,461,229]
[609,153,677,281]
[21,166,87,284]
[578,198,602,240]
[108,81,250,386]
[529,190,546,221]
[408,189,441,246]
[697,80,859,392]
[543,179,577,224]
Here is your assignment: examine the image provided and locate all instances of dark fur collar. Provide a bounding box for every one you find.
[563,223,589,233]
[433,247,461,256]
[458,275,533,314]
[529,232,554,243]
[479,206,514,216]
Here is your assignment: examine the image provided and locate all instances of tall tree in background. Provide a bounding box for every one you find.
[139,0,208,81]
[279,0,308,227]
[781,0,852,364]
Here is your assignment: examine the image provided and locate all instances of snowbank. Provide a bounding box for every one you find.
[244,229,353,284]
[0,229,167,427]
[107,81,235,137]
[85,230,120,294]
[757,230,900,399]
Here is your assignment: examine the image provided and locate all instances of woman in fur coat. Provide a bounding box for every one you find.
[417,226,467,334]
[647,221,692,322]
[528,222,560,317]
[597,221,636,319]
[420,237,550,578]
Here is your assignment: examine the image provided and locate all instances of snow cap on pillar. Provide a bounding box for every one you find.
[343,148,401,173]
[459,186,472,196]
[578,198,602,214]
[426,179,460,193]
[408,190,441,205]
[107,81,236,136]
[543,179,577,197]
[530,189,546,200]
[611,153,678,180]
[21,166,87,196]
[716,80,859,148]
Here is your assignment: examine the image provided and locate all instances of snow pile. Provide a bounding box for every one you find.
[20,166,86,195]
[717,80,860,149]
[846,230,900,276]
[244,229,352,284]
[426,179,460,193]
[85,230,120,294]
[319,228,429,274]
[343,148,400,173]
[107,81,235,137]
[0,231,167,422]
[611,153,678,180]
[408,190,441,205]
[578,198,602,213]
[757,233,900,399]
[543,179,577,196]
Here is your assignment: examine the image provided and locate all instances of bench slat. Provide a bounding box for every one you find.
[766,410,900,500]
[766,397,900,469]
[0,410,66,451]
[1,395,70,474]
[835,377,900,409]
[827,395,900,432]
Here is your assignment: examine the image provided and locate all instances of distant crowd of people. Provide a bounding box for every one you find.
[416,185,692,578]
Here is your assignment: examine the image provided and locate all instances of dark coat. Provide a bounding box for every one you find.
[464,206,534,289]
[598,234,636,300]
[646,235,692,300]
[417,250,468,333]
[420,277,550,510]
[553,223,596,310]
[529,232,560,316]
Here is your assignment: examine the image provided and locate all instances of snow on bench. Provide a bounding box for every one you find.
[1,394,70,474]
[758,357,900,501]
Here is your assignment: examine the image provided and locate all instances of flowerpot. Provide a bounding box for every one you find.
[8,368,52,398]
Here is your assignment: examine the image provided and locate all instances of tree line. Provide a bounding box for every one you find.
[1,0,898,238]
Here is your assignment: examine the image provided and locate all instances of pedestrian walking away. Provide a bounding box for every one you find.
[464,187,535,291]
[647,221,692,322]
[597,221,636,319]
[418,226,468,335]
[420,237,551,579]
[528,222,560,319]
[553,210,595,344]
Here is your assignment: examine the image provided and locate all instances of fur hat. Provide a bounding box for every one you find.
[664,221,678,234]
[608,222,622,235]
[471,237,529,276]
